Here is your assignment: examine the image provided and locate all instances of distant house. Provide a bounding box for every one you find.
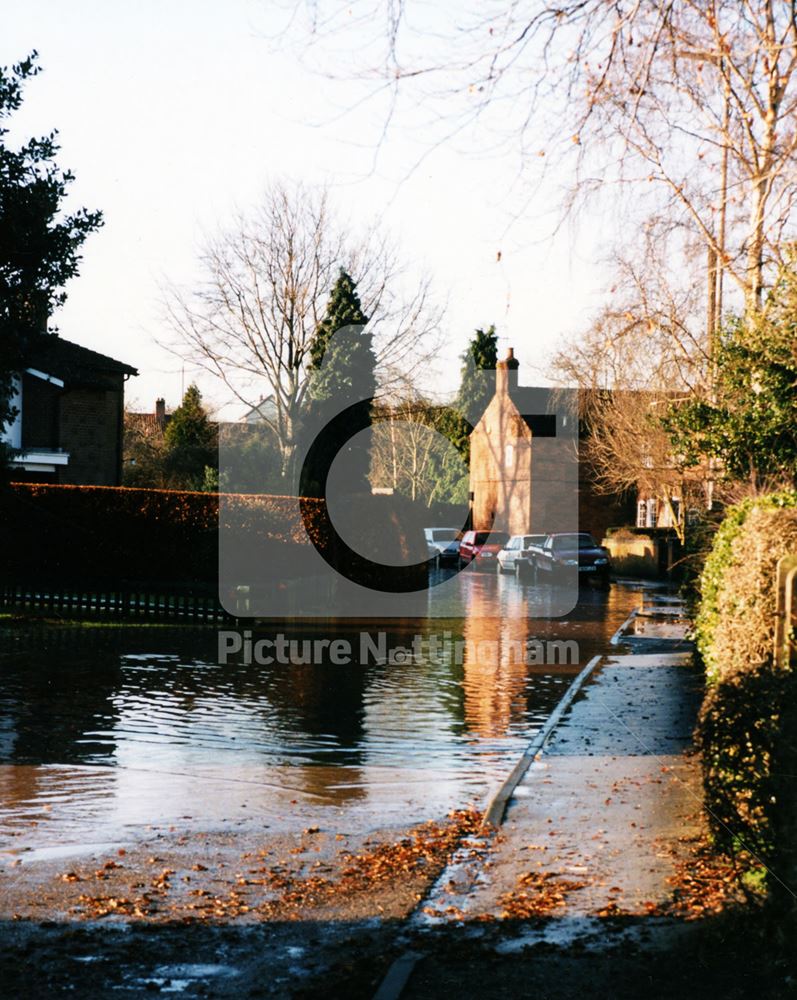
[126,397,170,438]
[469,349,634,541]
[2,336,138,485]
[241,396,277,425]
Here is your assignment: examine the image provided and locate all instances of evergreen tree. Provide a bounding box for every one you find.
[163,384,217,490]
[663,264,797,489]
[457,325,499,427]
[436,325,499,467]
[309,270,370,379]
[0,53,103,472]
[407,325,498,505]
[302,269,376,495]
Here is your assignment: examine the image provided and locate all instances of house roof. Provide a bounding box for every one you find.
[242,396,276,421]
[25,336,138,388]
[127,411,170,436]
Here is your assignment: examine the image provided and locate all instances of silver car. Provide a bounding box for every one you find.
[497,534,547,576]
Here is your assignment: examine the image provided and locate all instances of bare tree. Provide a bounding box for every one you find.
[551,252,713,540]
[292,1,797,329]
[369,394,460,504]
[163,181,441,478]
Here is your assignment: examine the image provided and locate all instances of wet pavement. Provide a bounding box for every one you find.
[421,650,703,929]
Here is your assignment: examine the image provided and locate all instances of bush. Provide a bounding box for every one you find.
[694,493,797,917]
[0,484,428,594]
[698,665,786,863]
[694,491,797,684]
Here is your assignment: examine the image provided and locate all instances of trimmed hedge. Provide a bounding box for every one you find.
[0,483,428,593]
[0,484,324,588]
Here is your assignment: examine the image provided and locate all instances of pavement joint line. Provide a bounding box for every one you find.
[481,654,603,831]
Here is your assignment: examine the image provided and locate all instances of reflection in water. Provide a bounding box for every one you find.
[462,584,535,739]
[0,580,647,852]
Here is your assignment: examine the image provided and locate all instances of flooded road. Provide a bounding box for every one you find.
[0,575,649,859]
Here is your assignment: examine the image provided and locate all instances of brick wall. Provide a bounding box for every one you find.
[59,378,124,485]
[578,450,636,542]
[471,384,635,539]
[470,394,533,534]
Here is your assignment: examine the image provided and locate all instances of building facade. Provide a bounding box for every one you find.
[3,337,138,485]
[469,349,635,541]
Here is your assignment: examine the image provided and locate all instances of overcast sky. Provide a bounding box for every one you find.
[3,0,613,417]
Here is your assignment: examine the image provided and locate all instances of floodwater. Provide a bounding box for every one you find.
[0,573,649,859]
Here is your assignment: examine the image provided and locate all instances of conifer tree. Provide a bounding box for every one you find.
[436,325,499,464]
[419,325,499,504]
[164,384,217,490]
[457,325,498,427]
[302,270,376,495]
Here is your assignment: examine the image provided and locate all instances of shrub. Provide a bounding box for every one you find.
[698,665,786,863]
[694,491,797,684]
[694,493,797,917]
[0,484,428,593]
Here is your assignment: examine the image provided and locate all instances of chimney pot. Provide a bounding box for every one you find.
[155,398,166,426]
[496,348,519,393]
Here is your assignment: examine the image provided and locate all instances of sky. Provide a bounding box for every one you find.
[2,0,613,418]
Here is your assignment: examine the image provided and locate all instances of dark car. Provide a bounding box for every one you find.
[458,529,510,569]
[533,532,611,585]
[424,527,461,566]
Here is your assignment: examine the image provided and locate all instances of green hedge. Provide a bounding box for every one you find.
[694,493,797,914]
[694,491,797,684]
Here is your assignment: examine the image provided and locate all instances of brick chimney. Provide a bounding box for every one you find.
[496,347,519,395]
[155,398,166,428]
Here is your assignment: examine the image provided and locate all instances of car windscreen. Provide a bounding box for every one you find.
[523,535,545,547]
[431,529,458,541]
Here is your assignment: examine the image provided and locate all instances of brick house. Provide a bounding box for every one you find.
[469,348,634,541]
[125,397,170,441]
[2,336,138,485]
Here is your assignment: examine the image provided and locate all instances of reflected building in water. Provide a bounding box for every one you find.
[460,578,538,739]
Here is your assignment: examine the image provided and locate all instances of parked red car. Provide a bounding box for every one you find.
[458,529,510,569]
